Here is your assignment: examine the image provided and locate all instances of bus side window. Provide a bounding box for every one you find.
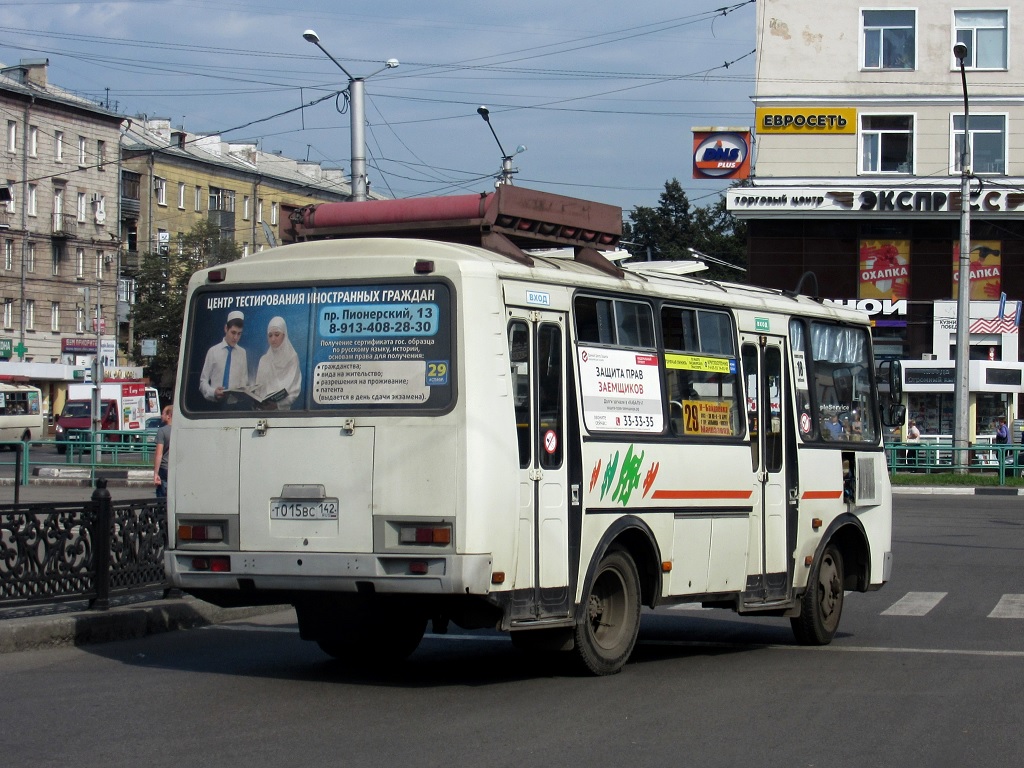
[508,321,531,468]
[742,344,759,471]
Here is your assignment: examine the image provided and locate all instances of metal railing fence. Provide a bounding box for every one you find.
[0,481,168,610]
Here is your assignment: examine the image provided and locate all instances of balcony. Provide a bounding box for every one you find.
[120,250,141,271]
[51,213,77,238]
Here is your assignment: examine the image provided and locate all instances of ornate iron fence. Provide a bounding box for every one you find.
[0,480,168,610]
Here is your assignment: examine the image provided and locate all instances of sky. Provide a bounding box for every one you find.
[0,0,757,215]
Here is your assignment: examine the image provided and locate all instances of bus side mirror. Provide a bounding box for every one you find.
[887,359,903,403]
[881,402,907,428]
[877,359,903,404]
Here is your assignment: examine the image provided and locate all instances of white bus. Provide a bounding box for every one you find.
[0,378,45,443]
[167,187,903,675]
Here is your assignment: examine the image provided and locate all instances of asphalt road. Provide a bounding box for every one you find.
[0,494,1022,768]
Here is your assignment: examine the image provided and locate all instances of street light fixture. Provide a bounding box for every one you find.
[477,106,526,187]
[953,41,972,471]
[303,29,398,202]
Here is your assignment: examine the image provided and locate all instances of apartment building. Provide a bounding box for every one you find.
[0,59,124,419]
[728,2,1024,438]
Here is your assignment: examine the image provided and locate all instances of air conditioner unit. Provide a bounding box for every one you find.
[90,194,102,204]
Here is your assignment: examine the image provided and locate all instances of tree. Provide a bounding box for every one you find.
[623,179,747,282]
[130,220,241,397]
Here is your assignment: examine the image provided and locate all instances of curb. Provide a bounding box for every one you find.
[891,486,1024,495]
[0,599,289,654]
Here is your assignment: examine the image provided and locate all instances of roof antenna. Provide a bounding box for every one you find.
[477,106,526,188]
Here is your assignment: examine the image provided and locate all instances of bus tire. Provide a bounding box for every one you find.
[316,613,426,663]
[791,542,844,645]
[573,548,641,676]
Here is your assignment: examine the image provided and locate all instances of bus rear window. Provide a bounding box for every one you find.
[181,282,453,415]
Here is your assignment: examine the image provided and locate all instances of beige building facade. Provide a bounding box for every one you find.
[727,1,1024,438]
[0,59,124,419]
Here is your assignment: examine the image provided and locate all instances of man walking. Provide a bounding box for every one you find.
[153,404,172,498]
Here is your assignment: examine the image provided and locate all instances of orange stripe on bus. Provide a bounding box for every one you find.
[651,490,753,500]
[802,490,843,500]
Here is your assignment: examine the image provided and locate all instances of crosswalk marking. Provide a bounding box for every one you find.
[988,594,1024,619]
[881,591,947,616]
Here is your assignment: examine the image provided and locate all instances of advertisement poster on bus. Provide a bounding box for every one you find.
[183,283,452,413]
[952,240,1002,300]
[577,346,663,433]
[859,240,910,301]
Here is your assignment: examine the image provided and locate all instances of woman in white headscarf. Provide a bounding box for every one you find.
[255,316,301,409]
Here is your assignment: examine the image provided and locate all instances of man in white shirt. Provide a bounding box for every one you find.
[199,310,249,403]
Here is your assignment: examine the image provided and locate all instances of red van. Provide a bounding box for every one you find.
[54,399,117,454]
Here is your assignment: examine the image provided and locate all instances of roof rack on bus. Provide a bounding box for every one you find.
[285,185,625,278]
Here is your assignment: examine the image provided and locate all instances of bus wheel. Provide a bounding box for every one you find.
[316,613,426,663]
[791,543,844,645]
[573,548,641,675]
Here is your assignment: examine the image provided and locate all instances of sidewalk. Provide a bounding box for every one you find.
[0,592,288,654]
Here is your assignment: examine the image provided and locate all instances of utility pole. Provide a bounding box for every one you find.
[953,42,972,472]
[303,30,398,202]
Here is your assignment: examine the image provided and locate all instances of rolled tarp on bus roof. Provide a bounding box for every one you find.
[296,193,491,231]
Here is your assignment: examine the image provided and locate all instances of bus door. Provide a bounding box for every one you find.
[507,309,572,621]
[741,334,792,603]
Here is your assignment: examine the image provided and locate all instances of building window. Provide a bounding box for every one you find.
[4,179,13,214]
[54,130,64,162]
[25,299,34,330]
[195,186,202,212]
[954,10,1008,70]
[51,302,60,333]
[3,239,11,271]
[28,125,38,157]
[154,177,166,206]
[242,242,249,257]
[118,277,136,305]
[26,242,34,272]
[97,250,104,278]
[76,306,85,333]
[52,243,60,276]
[76,247,85,278]
[78,135,87,166]
[97,140,106,170]
[6,121,15,153]
[863,9,915,70]
[243,195,250,220]
[953,113,1006,174]
[271,201,278,225]
[27,184,36,216]
[178,182,186,209]
[257,198,263,223]
[3,298,12,329]
[209,187,236,212]
[77,191,87,222]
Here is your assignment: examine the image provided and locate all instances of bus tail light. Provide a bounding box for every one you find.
[192,556,231,572]
[178,523,225,543]
[399,524,451,545]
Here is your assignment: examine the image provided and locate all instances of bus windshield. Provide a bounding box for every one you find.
[180,282,454,416]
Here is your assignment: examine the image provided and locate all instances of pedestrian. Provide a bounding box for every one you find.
[153,404,172,498]
[995,417,1009,444]
[907,419,921,440]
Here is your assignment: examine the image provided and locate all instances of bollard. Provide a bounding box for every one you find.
[12,441,21,505]
[89,477,112,610]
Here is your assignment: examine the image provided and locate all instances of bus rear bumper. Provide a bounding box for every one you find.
[167,550,494,596]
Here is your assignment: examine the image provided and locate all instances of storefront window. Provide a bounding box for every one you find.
[908,394,953,436]
[976,394,1007,439]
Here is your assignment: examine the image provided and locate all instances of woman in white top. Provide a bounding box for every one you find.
[255,316,301,409]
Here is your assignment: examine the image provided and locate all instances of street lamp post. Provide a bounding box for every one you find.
[303,30,398,202]
[476,106,526,187]
[953,42,972,471]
